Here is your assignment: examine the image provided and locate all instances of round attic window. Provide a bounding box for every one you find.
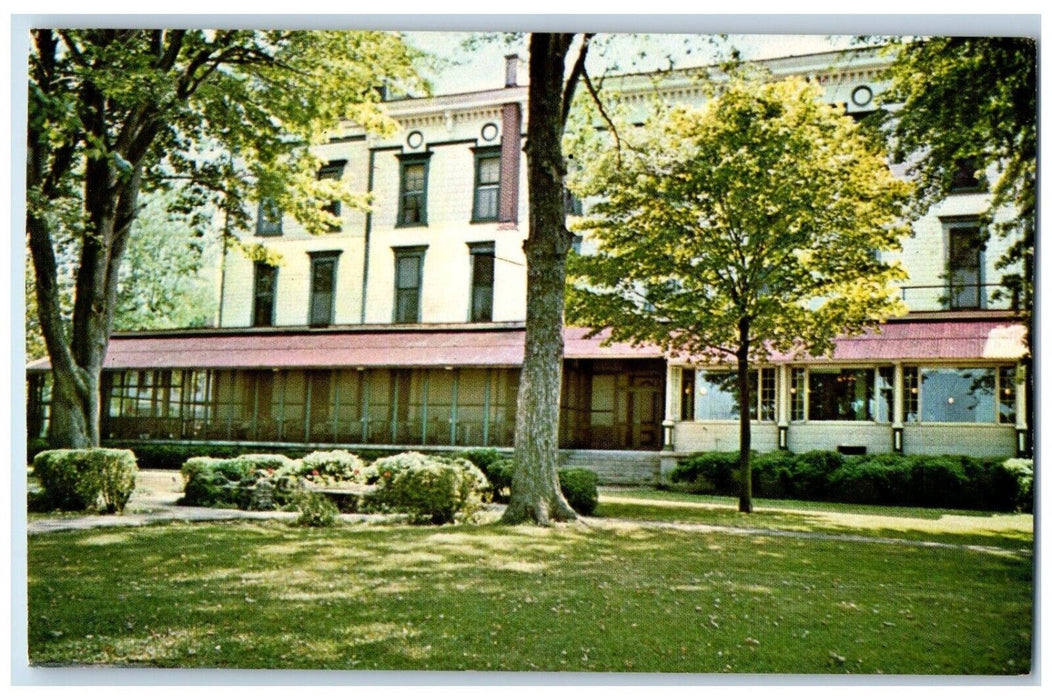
[851,85,873,107]
[481,122,499,142]
[406,130,424,149]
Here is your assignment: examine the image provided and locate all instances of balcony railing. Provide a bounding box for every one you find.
[898,283,1020,313]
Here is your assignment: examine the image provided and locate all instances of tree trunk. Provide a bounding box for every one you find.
[501,33,579,525]
[737,318,753,514]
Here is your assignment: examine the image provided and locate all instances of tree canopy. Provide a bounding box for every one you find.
[568,76,912,512]
[27,29,422,447]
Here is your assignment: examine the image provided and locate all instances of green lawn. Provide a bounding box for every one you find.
[596,488,1034,550]
[28,498,1033,674]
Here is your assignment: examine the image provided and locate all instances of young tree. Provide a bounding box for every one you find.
[27,29,421,448]
[501,33,594,525]
[568,77,911,513]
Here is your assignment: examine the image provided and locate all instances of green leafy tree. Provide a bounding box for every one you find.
[113,192,218,331]
[568,77,911,513]
[879,36,1035,327]
[27,29,421,448]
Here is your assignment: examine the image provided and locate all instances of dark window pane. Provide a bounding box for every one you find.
[309,258,336,326]
[808,368,874,421]
[253,263,277,327]
[394,251,423,323]
[948,226,982,309]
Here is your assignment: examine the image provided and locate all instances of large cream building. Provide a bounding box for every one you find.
[27,47,1030,482]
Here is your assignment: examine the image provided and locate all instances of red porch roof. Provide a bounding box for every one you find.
[25,317,1025,372]
[26,325,663,372]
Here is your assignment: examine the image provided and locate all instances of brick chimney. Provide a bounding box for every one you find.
[505,53,520,88]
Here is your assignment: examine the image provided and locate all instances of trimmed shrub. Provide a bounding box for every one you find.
[293,491,339,527]
[558,468,599,516]
[1002,458,1034,513]
[788,451,844,501]
[107,442,310,471]
[457,448,504,472]
[301,450,372,485]
[751,451,798,499]
[180,456,253,509]
[485,458,515,502]
[367,452,490,524]
[670,451,741,494]
[32,448,138,513]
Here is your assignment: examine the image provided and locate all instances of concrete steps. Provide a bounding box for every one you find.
[558,449,662,485]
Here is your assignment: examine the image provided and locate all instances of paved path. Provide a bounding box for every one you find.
[27,470,397,535]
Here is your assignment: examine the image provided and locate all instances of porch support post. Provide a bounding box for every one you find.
[450,368,459,446]
[277,370,286,442]
[421,369,430,445]
[1015,362,1029,457]
[332,369,340,443]
[482,368,492,446]
[304,372,313,444]
[777,364,790,450]
[662,364,679,451]
[892,362,905,453]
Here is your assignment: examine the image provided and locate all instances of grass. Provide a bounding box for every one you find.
[596,488,1034,550]
[28,497,1033,674]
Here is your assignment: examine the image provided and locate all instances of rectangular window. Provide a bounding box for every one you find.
[920,367,996,423]
[472,149,501,222]
[252,262,277,327]
[469,242,495,322]
[790,368,806,421]
[398,155,429,226]
[950,157,984,193]
[256,198,282,236]
[680,370,695,421]
[695,370,770,421]
[318,161,346,231]
[947,224,983,309]
[875,366,895,423]
[999,366,1017,424]
[808,368,875,421]
[309,252,339,326]
[394,247,426,323]
[904,366,919,422]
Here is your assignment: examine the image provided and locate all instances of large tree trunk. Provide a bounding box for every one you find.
[501,33,579,525]
[737,317,753,514]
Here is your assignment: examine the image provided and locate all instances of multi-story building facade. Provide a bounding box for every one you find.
[27,47,1030,482]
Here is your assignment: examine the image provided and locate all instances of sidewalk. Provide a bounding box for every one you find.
[27,470,393,535]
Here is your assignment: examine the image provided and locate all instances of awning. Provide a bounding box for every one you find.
[25,317,1026,372]
[26,325,664,372]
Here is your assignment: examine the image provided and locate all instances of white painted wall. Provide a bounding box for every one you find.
[903,424,1016,458]
[673,420,779,453]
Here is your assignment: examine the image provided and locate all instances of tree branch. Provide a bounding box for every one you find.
[561,33,594,127]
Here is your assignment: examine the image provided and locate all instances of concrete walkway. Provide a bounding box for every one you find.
[27,469,398,535]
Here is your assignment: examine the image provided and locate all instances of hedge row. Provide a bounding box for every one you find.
[31,448,138,513]
[455,449,599,516]
[101,442,403,471]
[670,450,1033,512]
[180,450,492,525]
